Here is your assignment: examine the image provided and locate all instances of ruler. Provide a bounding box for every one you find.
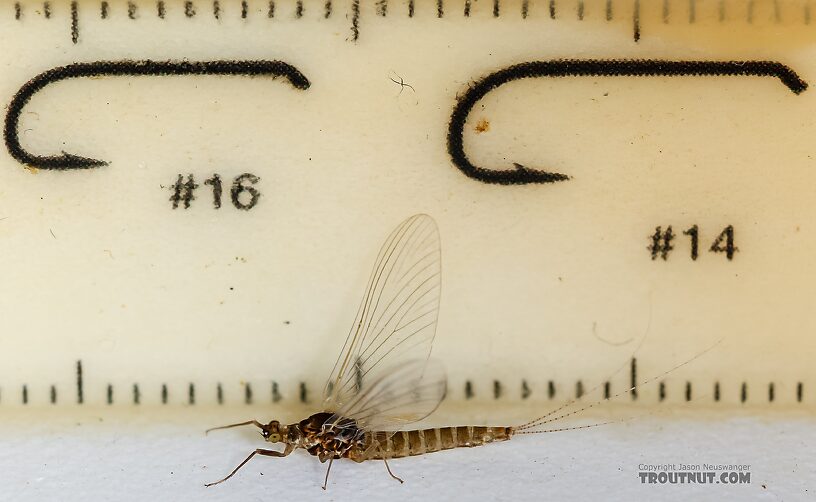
[0,0,814,413]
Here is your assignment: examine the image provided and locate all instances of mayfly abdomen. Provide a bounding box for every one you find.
[370,426,513,460]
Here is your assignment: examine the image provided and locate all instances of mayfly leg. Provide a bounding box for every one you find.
[322,458,334,491]
[369,441,403,484]
[381,456,404,484]
[205,445,294,487]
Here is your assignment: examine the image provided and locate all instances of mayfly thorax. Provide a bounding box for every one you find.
[204,214,708,490]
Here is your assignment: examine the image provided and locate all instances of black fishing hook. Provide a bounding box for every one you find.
[447,59,807,185]
[4,59,310,170]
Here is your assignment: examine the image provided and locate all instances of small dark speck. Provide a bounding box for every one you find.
[50,229,56,239]
[284,321,291,325]
[229,287,234,291]
[603,92,609,96]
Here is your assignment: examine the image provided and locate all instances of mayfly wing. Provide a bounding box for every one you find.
[321,214,443,427]
[331,358,447,431]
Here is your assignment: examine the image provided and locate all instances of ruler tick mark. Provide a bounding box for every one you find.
[299,382,308,403]
[437,0,443,18]
[493,380,502,399]
[133,384,140,405]
[157,1,165,19]
[464,0,470,17]
[350,0,360,41]
[603,381,610,399]
[189,383,195,405]
[241,0,248,19]
[521,380,531,399]
[493,0,499,18]
[71,1,79,44]
[245,383,253,404]
[14,2,21,20]
[377,0,387,17]
[714,381,720,401]
[633,0,640,42]
[521,0,528,19]
[605,0,612,20]
[161,384,168,404]
[408,0,414,17]
[50,385,57,404]
[101,1,109,19]
[324,0,332,18]
[44,2,51,19]
[630,357,638,399]
[577,0,583,20]
[107,384,113,405]
[296,0,303,18]
[213,0,221,20]
[575,381,584,398]
[128,1,137,19]
[272,381,281,402]
[659,381,666,401]
[217,383,223,404]
[465,380,473,399]
[76,360,84,404]
[548,380,555,399]
[185,1,195,18]
[797,382,803,402]
[22,385,28,404]
[768,382,775,402]
[740,382,747,403]
[685,381,692,401]
[268,0,275,18]
[549,0,556,19]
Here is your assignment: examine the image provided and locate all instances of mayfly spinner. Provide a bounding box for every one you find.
[205,214,687,490]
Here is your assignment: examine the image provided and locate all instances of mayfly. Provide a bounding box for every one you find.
[205,214,701,490]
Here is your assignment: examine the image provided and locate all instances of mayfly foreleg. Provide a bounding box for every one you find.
[205,445,294,487]
[205,420,265,435]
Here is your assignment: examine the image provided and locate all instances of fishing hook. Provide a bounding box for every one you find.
[447,59,807,185]
[4,59,310,170]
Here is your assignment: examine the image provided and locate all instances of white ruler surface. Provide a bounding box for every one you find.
[0,0,814,414]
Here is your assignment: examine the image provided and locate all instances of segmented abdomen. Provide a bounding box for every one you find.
[368,426,512,459]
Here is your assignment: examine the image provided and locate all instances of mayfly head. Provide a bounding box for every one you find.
[260,420,283,443]
[205,419,286,443]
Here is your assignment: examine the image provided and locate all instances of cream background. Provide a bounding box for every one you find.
[0,0,813,412]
